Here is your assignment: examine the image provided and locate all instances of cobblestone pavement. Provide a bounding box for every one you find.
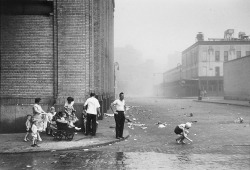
[94,97,250,155]
[1,97,249,169]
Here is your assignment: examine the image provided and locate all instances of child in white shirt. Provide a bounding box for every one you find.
[24,115,32,141]
[31,121,39,147]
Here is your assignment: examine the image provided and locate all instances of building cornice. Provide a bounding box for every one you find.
[182,40,250,54]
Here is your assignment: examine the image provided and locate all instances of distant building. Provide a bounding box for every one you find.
[163,30,250,97]
[224,55,250,101]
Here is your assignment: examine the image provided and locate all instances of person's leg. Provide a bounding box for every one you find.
[91,114,97,136]
[119,112,125,138]
[178,134,185,143]
[82,118,86,134]
[114,114,119,138]
[116,111,123,138]
[24,132,29,141]
[37,132,42,141]
[85,114,91,135]
[31,136,36,146]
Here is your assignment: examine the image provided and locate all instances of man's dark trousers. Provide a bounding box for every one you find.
[86,113,97,136]
[114,111,125,138]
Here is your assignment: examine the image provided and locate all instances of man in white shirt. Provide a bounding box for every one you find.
[83,92,100,136]
[111,92,126,139]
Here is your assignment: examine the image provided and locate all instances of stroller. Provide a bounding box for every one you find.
[52,121,75,141]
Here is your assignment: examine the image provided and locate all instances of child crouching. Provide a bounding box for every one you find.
[174,122,193,144]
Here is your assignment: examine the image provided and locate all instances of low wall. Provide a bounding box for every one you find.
[224,56,250,101]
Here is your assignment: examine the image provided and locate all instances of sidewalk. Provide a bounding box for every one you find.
[194,96,250,107]
[0,115,129,154]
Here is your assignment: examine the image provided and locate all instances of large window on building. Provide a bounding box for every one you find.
[236,51,241,58]
[215,51,220,61]
[224,51,228,61]
[246,51,250,56]
[215,67,220,76]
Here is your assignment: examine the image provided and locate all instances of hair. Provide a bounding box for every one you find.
[119,92,124,96]
[35,98,41,103]
[27,114,32,118]
[90,92,95,97]
[185,122,192,129]
[67,97,74,103]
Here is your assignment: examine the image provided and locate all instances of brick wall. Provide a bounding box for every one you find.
[0,0,115,133]
[0,15,53,100]
[224,56,250,100]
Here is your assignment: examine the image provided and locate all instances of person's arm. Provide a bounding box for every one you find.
[183,129,193,142]
[110,100,118,114]
[34,105,46,115]
[184,135,193,142]
[56,118,68,124]
[124,101,126,112]
[97,107,100,116]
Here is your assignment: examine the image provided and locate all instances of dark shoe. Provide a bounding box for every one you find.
[116,137,120,139]
[31,144,36,147]
[85,133,89,136]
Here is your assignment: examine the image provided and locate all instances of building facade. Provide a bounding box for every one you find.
[224,55,250,101]
[0,0,115,133]
[182,39,250,96]
[162,31,250,98]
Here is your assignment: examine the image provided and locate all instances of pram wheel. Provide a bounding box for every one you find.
[67,133,74,141]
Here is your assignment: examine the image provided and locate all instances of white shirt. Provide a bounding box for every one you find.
[113,99,125,111]
[84,97,100,115]
[31,124,38,137]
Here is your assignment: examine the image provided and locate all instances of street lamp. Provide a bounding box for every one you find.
[114,62,119,99]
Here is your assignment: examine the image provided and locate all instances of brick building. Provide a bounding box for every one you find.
[0,0,115,133]
[224,55,250,101]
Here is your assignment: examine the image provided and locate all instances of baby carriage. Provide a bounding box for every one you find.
[52,121,75,141]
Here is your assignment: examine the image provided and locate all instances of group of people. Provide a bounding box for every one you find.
[24,92,127,147]
[24,92,192,147]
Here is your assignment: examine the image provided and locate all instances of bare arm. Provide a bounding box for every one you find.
[183,131,193,142]
[34,105,46,115]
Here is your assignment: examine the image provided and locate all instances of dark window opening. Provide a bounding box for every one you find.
[0,0,53,15]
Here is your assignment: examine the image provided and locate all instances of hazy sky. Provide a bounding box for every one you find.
[114,0,250,71]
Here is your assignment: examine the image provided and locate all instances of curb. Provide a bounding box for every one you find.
[0,135,130,154]
[194,100,250,107]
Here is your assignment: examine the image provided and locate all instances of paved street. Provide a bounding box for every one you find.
[1,97,250,169]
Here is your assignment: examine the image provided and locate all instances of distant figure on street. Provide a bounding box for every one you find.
[174,122,193,144]
[203,90,207,98]
[111,92,126,139]
[24,115,32,142]
[83,92,101,136]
